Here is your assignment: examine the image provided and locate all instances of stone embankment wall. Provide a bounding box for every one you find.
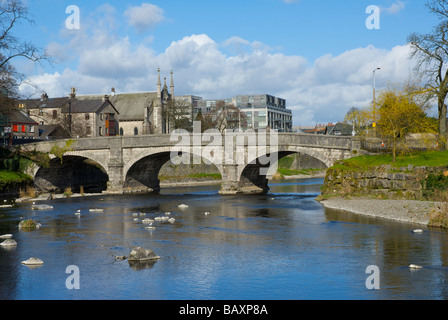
[159,160,220,178]
[321,165,448,200]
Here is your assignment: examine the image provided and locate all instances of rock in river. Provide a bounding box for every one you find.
[31,204,53,210]
[127,247,161,262]
[0,239,17,246]
[21,257,44,265]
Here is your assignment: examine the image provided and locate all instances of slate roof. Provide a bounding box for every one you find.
[77,92,158,121]
[22,97,68,109]
[20,97,119,115]
[326,122,353,136]
[38,125,70,140]
[5,109,38,125]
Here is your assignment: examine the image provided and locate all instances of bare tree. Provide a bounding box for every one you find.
[408,0,448,148]
[0,0,50,111]
[214,102,247,133]
[194,109,216,133]
[164,99,193,132]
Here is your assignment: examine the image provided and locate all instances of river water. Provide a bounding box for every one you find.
[1,178,448,300]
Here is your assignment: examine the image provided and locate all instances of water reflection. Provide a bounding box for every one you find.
[0,178,448,299]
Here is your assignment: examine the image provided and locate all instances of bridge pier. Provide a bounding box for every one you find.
[219,164,269,195]
[107,164,125,194]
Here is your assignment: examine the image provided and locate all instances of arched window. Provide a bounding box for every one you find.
[134,127,138,135]
[119,127,124,136]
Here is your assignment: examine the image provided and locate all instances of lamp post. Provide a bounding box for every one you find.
[373,67,380,136]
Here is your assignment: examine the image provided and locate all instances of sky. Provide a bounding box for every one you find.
[12,0,439,126]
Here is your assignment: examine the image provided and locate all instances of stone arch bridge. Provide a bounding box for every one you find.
[23,132,359,195]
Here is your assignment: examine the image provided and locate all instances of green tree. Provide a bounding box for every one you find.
[376,88,437,162]
[344,106,371,135]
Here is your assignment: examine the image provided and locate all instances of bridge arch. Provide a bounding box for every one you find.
[34,155,109,193]
[123,146,224,193]
[236,148,332,194]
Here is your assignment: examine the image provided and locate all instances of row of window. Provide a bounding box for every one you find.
[12,124,35,133]
[116,127,140,136]
[37,109,114,121]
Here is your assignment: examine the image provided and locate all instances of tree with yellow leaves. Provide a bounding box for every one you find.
[376,87,437,162]
[344,107,372,136]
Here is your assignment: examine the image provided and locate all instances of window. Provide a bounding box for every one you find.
[86,126,91,135]
[99,127,103,136]
[39,109,43,116]
[29,126,35,133]
[12,124,18,132]
[22,125,26,133]
[119,128,124,136]
[100,113,103,121]
[53,110,57,119]
[134,127,138,135]
[85,113,90,120]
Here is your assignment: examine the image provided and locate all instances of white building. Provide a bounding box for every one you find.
[194,94,293,132]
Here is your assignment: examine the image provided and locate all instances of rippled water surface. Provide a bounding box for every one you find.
[1,178,448,300]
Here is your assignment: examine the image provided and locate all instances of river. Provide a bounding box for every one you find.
[1,178,448,300]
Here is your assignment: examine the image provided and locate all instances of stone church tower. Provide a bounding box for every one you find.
[150,68,174,134]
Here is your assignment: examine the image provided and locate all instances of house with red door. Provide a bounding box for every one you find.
[21,89,120,139]
[0,108,39,145]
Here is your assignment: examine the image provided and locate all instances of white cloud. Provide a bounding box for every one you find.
[381,1,406,15]
[124,3,165,33]
[19,5,419,127]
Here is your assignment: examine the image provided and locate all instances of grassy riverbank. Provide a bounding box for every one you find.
[318,150,448,229]
[0,148,34,195]
[333,150,448,171]
[0,170,33,190]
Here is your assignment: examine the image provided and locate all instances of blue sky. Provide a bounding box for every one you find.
[14,0,439,125]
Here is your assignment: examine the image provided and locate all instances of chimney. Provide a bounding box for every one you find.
[69,87,76,100]
[102,94,109,102]
[41,93,48,101]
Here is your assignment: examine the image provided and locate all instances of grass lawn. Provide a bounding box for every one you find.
[333,150,448,171]
[0,170,33,189]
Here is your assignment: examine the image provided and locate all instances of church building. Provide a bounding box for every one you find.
[78,68,174,136]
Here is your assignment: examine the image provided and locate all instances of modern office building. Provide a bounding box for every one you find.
[194,94,293,132]
[229,94,293,132]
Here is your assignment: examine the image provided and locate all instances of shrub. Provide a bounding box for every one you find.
[19,219,37,231]
[63,187,73,197]
[19,186,36,198]
[423,173,448,200]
